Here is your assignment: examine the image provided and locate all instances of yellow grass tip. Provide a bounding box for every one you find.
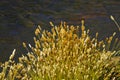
[110,15,114,21]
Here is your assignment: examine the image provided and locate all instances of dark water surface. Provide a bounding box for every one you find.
[0,0,120,62]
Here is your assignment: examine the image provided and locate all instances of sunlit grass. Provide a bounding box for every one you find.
[110,15,120,31]
[0,20,120,80]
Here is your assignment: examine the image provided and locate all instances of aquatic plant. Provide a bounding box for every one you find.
[0,20,119,80]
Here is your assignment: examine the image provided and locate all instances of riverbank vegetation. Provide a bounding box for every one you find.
[0,20,120,80]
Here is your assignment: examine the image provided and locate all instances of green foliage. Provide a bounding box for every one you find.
[0,21,120,80]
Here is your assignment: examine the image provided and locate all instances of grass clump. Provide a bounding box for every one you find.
[0,20,120,80]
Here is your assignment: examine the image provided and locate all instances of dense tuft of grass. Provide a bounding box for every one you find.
[0,20,120,80]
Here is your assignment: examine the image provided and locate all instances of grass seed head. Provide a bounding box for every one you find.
[9,49,16,60]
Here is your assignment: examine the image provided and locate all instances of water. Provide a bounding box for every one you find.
[0,0,120,62]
